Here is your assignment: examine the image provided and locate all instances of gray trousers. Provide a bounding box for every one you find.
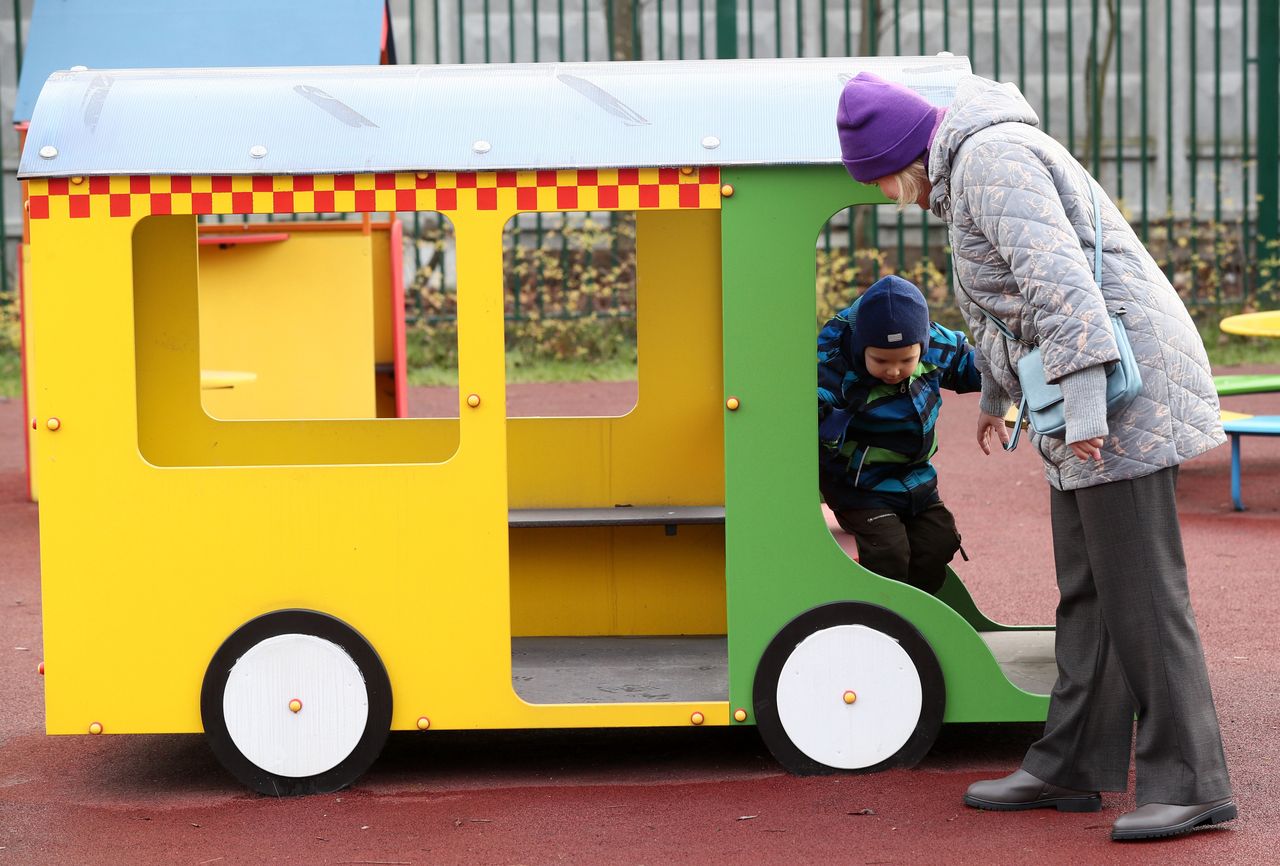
[1021,466,1232,806]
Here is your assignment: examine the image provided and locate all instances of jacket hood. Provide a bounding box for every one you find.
[927,76,1040,221]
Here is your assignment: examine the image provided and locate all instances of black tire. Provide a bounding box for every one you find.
[753,601,945,775]
[200,609,393,796]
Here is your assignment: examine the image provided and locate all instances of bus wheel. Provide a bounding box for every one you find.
[200,610,393,796]
[753,602,945,775]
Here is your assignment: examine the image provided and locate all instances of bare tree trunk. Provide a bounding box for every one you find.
[1082,0,1117,168]
[612,0,636,60]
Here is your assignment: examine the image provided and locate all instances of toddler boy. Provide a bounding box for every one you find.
[818,275,981,593]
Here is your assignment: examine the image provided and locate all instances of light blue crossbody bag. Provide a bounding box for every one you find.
[956,181,1143,451]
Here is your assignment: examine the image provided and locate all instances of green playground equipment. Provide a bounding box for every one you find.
[1214,374,1280,397]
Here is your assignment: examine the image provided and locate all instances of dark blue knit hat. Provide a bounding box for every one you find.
[852,275,930,352]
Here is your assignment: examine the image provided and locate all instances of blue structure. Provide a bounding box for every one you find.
[1222,415,1280,511]
[14,0,390,124]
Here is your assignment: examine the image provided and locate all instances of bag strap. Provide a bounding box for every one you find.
[952,273,1021,342]
[1089,180,1103,286]
[1001,178,1104,451]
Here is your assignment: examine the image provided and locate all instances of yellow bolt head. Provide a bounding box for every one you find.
[288,699,303,713]
[680,166,694,176]
[733,708,748,723]
[690,711,705,726]
[46,417,61,431]
[720,184,735,197]
[726,397,740,411]
[88,722,103,735]
[843,690,857,705]
[417,716,431,730]
[71,176,84,185]
[416,171,429,179]
[466,394,481,408]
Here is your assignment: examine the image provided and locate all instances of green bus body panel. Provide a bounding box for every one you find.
[720,165,1050,726]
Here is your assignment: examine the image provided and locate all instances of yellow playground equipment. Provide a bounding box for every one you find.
[11,0,397,500]
[19,215,408,498]
[22,57,1059,796]
[195,220,407,421]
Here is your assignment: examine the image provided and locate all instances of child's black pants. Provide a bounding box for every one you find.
[833,500,961,594]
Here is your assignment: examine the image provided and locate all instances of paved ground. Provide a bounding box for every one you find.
[1,375,1277,865]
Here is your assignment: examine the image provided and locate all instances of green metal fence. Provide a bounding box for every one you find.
[384,1,1278,307]
[3,1,1278,312]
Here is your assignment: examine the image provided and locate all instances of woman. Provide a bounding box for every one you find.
[836,71,1235,842]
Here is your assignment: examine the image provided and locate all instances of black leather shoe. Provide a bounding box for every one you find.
[1111,798,1237,841]
[963,768,1102,812]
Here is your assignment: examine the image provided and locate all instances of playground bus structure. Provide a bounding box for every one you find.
[18,57,1056,795]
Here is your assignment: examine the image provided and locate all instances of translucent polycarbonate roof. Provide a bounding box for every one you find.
[19,56,971,179]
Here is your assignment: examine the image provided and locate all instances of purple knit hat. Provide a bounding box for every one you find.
[837,72,942,183]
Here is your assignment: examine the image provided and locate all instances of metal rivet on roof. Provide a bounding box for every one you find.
[472,140,492,155]
[936,51,955,58]
[701,136,721,150]
[70,65,88,72]
[249,145,268,159]
[38,145,58,160]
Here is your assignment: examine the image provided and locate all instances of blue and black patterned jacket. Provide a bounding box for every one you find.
[818,298,982,512]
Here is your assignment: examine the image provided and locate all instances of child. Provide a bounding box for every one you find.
[818,275,981,594]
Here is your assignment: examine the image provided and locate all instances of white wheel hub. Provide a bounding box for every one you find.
[775,624,923,769]
[223,634,370,778]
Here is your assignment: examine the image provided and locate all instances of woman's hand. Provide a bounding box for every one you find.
[1070,437,1104,462]
[977,412,1011,454]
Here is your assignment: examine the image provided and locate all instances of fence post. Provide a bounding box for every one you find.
[716,0,737,59]
[1258,0,1279,283]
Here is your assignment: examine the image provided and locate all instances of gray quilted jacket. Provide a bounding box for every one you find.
[927,75,1225,490]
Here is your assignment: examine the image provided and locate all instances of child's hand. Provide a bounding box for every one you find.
[977,413,1010,454]
[1070,437,1104,462]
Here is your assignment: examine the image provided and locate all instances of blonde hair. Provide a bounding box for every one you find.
[883,159,929,211]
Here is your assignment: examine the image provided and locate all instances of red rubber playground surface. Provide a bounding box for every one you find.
[1,377,1278,865]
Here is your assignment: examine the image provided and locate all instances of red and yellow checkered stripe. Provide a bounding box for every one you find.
[25,167,723,220]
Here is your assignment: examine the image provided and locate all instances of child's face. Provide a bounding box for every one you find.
[863,344,922,385]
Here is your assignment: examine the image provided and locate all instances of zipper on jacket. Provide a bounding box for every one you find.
[853,449,870,487]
